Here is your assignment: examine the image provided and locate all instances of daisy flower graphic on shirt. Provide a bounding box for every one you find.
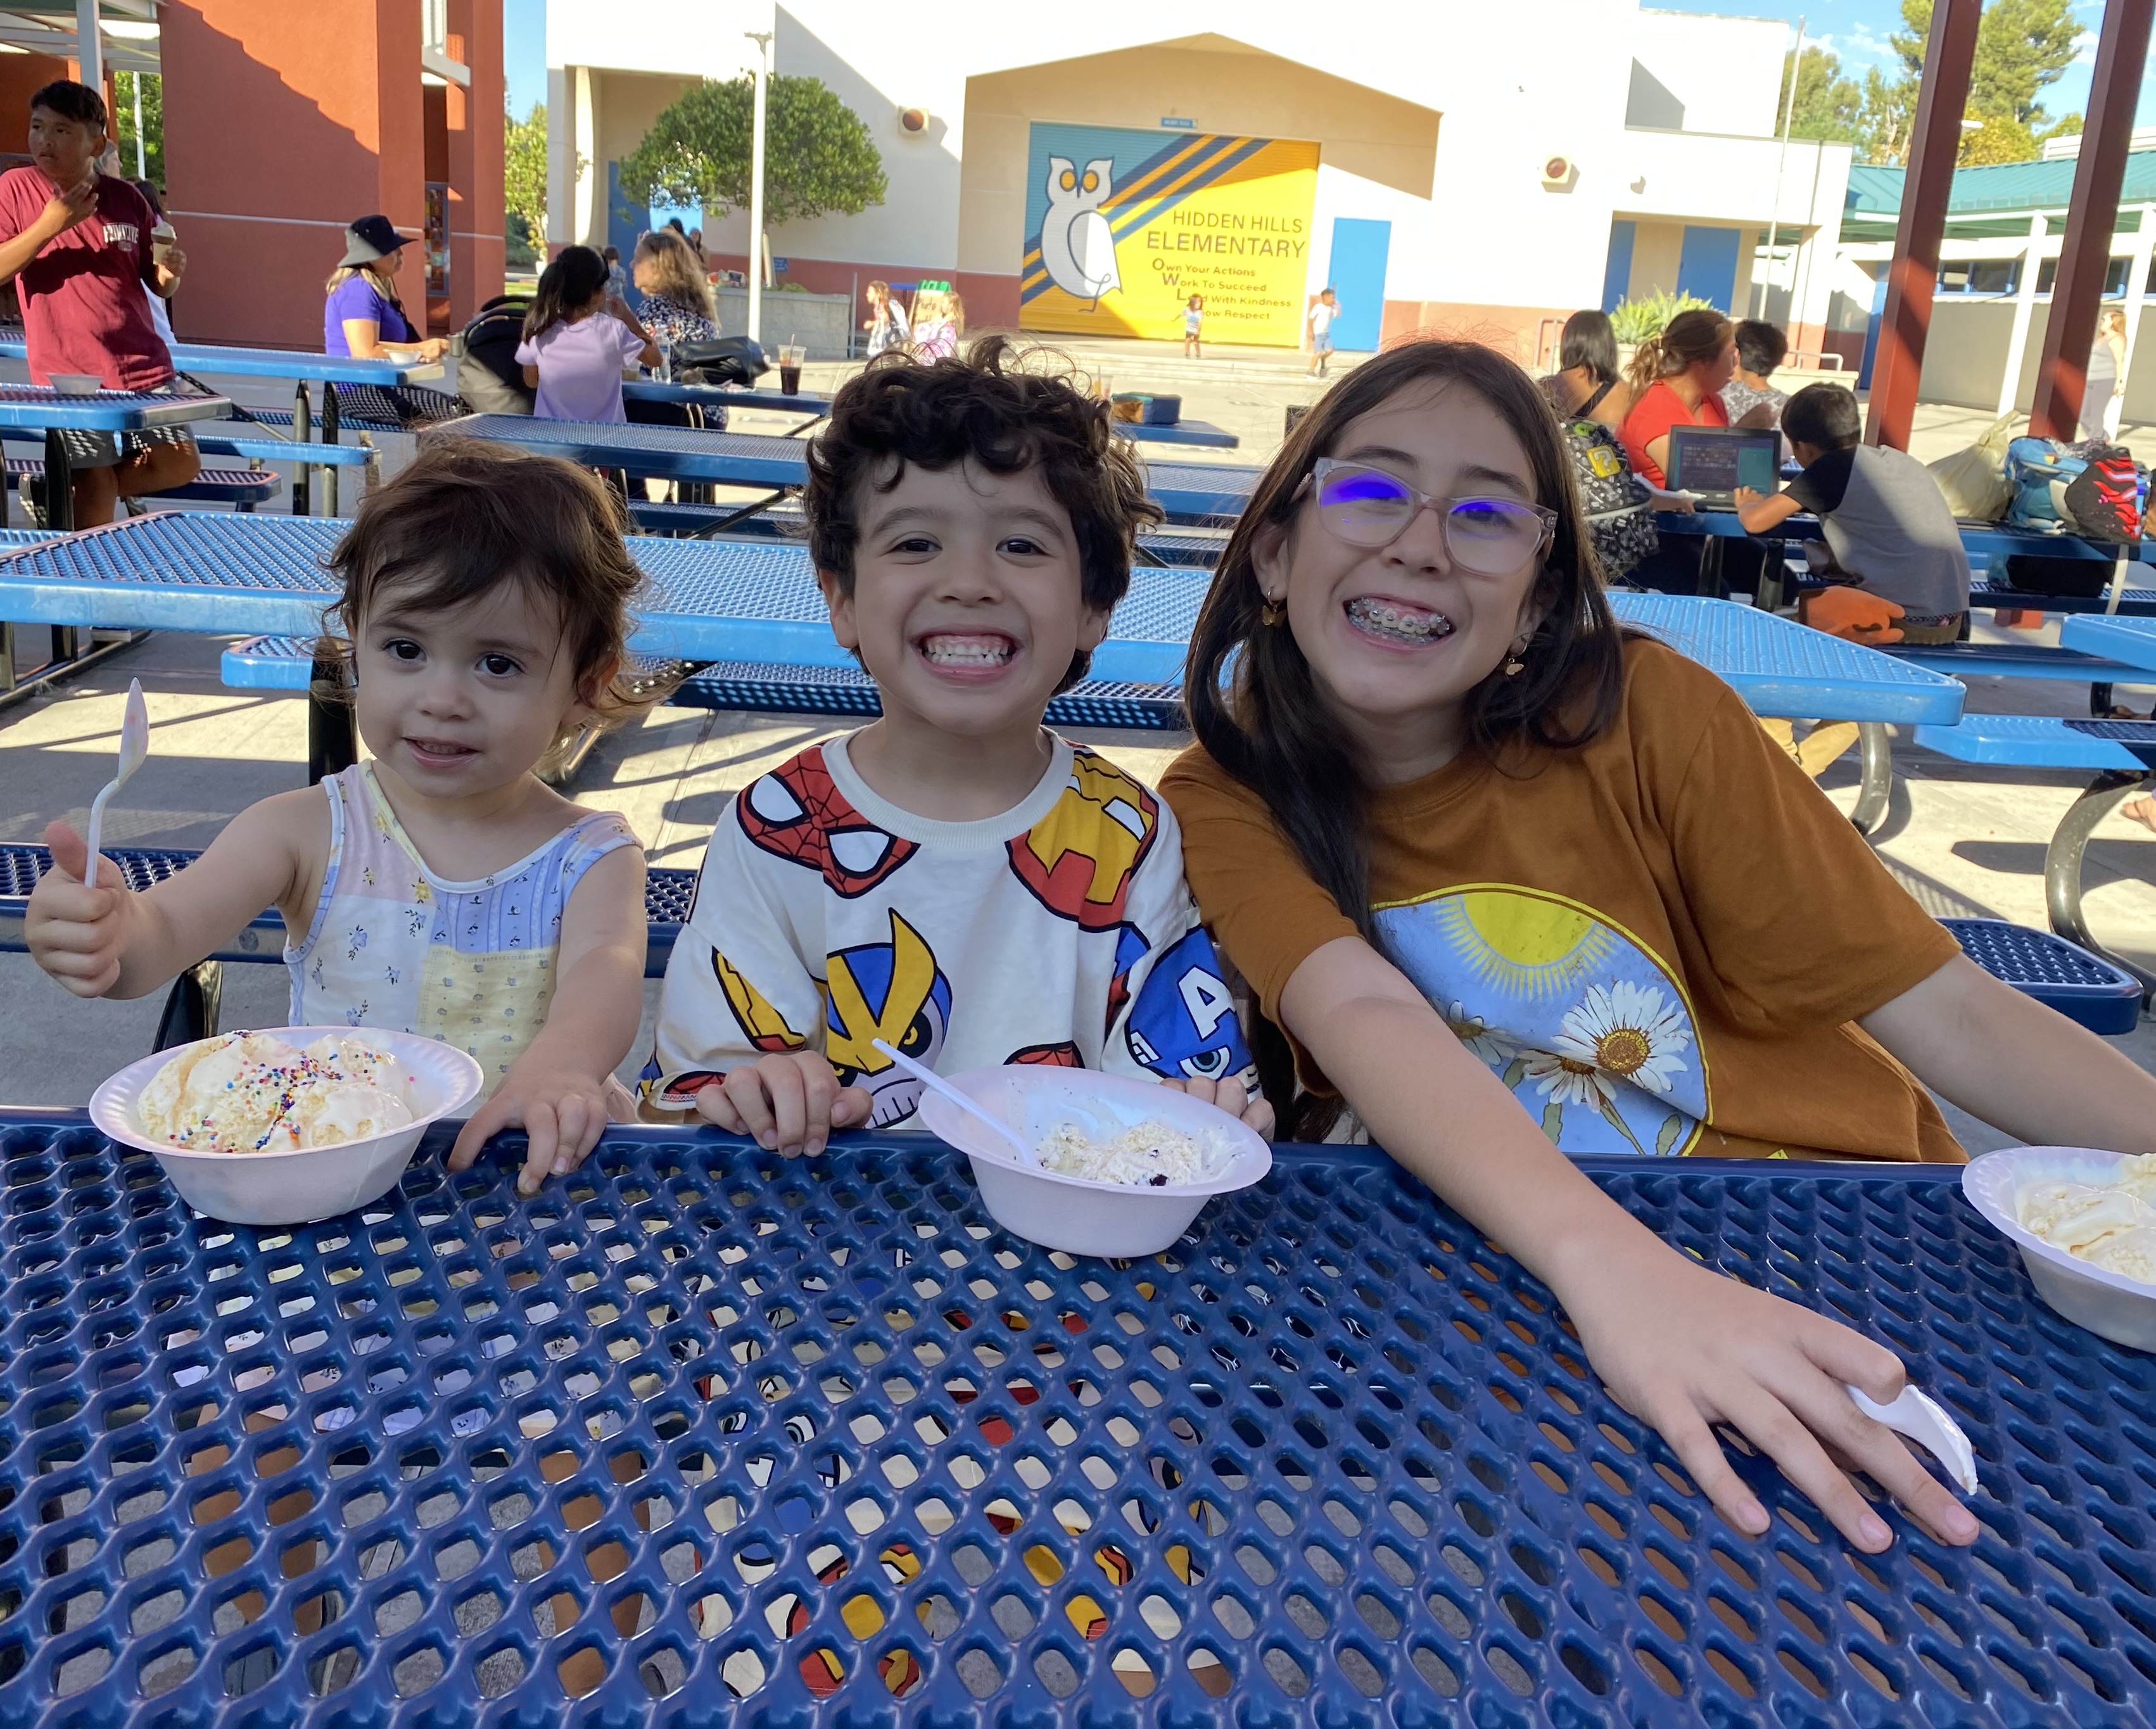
[1523,1048,1616,1108]
[1550,981,1691,1095]
[1441,998,1516,1067]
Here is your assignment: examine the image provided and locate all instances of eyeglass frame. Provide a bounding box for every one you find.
[1300,457,1559,570]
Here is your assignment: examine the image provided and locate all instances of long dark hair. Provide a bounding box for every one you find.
[1557,310,1620,385]
[524,244,610,341]
[1183,339,1628,1130]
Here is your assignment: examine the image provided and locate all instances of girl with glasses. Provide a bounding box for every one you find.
[1162,338,2155,1559]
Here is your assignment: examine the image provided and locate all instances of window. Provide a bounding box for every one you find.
[2034,256,2134,296]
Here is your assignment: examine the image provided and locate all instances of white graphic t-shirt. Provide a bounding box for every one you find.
[646,733,1257,1128]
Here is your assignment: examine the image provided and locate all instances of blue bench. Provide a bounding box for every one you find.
[5,455,281,512]
[219,636,1189,732]
[1912,714,2156,994]
[1939,917,2142,1034]
[622,497,1233,566]
[1882,641,2149,684]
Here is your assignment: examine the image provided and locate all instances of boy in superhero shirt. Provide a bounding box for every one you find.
[647,339,1270,1152]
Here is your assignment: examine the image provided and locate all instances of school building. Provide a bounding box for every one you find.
[545,0,1854,360]
[0,1,507,352]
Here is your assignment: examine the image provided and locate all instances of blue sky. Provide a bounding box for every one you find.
[1675,0,2152,127]
[497,0,2148,129]
[505,0,546,120]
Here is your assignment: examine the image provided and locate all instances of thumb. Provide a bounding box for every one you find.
[831,1086,876,1127]
[447,1094,510,1172]
[44,818,92,884]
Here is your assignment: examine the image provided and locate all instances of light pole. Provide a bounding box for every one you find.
[745,30,772,346]
[1760,14,1804,320]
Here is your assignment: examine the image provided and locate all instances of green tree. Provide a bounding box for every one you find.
[505,101,552,238]
[113,72,162,186]
[619,75,886,224]
[1890,0,2082,163]
[1779,46,1865,144]
[1857,65,1917,165]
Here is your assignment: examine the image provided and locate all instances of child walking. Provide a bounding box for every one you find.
[26,441,654,1194]
[1183,294,1203,358]
[1165,338,2156,1558]
[516,243,659,422]
[1305,286,1340,376]
[645,339,1271,1153]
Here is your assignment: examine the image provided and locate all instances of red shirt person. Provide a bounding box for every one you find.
[1618,308,1737,488]
[0,80,198,526]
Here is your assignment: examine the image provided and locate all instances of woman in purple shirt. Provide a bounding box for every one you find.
[322,215,460,426]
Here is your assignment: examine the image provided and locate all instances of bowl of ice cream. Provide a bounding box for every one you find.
[918,1067,1271,1258]
[1962,1147,2156,1350]
[89,1026,483,1226]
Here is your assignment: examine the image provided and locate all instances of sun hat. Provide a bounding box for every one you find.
[339,215,410,269]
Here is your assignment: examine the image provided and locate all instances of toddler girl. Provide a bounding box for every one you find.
[1165,338,2156,1557]
[516,243,660,422]
[27,441,655,1195]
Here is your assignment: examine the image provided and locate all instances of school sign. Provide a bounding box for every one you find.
[1020,122,1320,347]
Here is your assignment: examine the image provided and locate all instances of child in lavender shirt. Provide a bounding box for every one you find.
[514,244,658,423]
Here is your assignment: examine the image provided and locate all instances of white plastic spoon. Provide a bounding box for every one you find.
[872,1038,1041,1168]
[83,678,148,892]
[1846,1381,1979,1495]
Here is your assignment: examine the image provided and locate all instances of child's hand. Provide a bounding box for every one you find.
[448,1065,619,1195]
[1555,1232,1981,1554]
[26,820,134,997]
[694,1052,873,1156]
[1732,486,1764,510]
[1161,1075,1277,1140]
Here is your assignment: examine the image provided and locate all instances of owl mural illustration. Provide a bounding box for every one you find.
[1041,155,1120,307]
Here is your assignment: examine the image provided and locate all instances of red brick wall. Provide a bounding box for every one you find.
[445,0,504,327]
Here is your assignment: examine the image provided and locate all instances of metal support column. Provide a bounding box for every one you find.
[1862,0,1981,452]
[2029,0,2156,441]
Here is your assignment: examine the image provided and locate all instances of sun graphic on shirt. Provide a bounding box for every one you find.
[1420,887,1614,1003]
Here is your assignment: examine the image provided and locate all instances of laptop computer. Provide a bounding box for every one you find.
[1665,426,1783,507]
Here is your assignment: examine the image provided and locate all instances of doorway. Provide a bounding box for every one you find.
[1324,218,1391,350]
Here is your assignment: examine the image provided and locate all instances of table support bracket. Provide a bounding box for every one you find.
[2045,768,2155,998]
[689,488,792,539]
[155,959,224,1050]
[1851,722,1895,835]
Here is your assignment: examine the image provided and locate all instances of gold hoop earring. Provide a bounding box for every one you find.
[1259,597,1287,628]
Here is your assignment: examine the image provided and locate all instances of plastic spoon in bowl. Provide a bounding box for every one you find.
[83,678,149,892]
[1846,1381,1979,1494]
[872,1038,1040,1168]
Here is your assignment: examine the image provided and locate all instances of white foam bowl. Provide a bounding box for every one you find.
[1962,1146,2156,1351]
[919,1067,1271,1258]
[89,1027,483,1227]
[49,373,101,395]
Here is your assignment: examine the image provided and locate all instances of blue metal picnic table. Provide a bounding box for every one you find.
[0,510,1203,684]
[429,414,1263,525]
[0,1111,2141,1726]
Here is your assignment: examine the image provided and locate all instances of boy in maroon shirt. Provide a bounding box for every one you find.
[0,80,198,526]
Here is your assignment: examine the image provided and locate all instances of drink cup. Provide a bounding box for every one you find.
[151,218,175,265]
[778,344,805,395]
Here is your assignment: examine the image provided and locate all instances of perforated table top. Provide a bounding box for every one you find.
[424,416,818,487]
[0,338,441,388]
[0,1119,2148,1726]
[0,384,234,433]
[2064,612,2156,669]
[1611,593,1967,723]
[0,514,1205,683]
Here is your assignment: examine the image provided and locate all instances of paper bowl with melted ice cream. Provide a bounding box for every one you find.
[918,1067,1271,1257]
[91,1027,483,1226]
[1962,1147,2156,1350]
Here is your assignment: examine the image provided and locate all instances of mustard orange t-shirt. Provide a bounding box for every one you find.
[1160,638,1965,1163]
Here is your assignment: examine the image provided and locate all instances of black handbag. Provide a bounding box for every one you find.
[672,336,769,387]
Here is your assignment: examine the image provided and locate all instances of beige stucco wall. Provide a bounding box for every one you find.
[575,68,697,246]
[956,41,1439,281]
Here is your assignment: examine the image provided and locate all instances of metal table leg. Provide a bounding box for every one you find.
[153,960,224,1050]
[43,426,75,662]
[1850,722,1894,835]
[307,645,357,785]
[323,385,341,517]
[291,380,312,516]
[2045,768,2155,995]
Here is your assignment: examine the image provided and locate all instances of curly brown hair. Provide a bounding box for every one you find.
[322,438,654,745]
[803,335,1164,690]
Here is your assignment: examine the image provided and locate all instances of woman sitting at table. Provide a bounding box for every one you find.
[1618,308,1736,593]
[322,215,462,428]
[626,229,726,434]
[1539,309,1631,429]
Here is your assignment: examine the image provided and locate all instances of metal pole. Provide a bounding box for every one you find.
[1998,211,2049,417]
[745,30,771,347]
[1863,0,1981,451]
[129,70,143,177]
[1761,15,1804,320]
[74,0,100,99]
[2029,0,2156,440]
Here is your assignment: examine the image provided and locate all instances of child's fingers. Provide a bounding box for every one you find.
[1240,1094,1277,1140]
[693,1082,747,1132]
[829,1086,875,1128]
[41,952,121,997]
[1715,1383,1897,1552]
[547,1092,604,1179]
[763,1063,814,1155]
[723,1072,780,1146]
[447,1096,512,1172]
[517,1101,561,1196]
[1644,1397,1771,1540]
